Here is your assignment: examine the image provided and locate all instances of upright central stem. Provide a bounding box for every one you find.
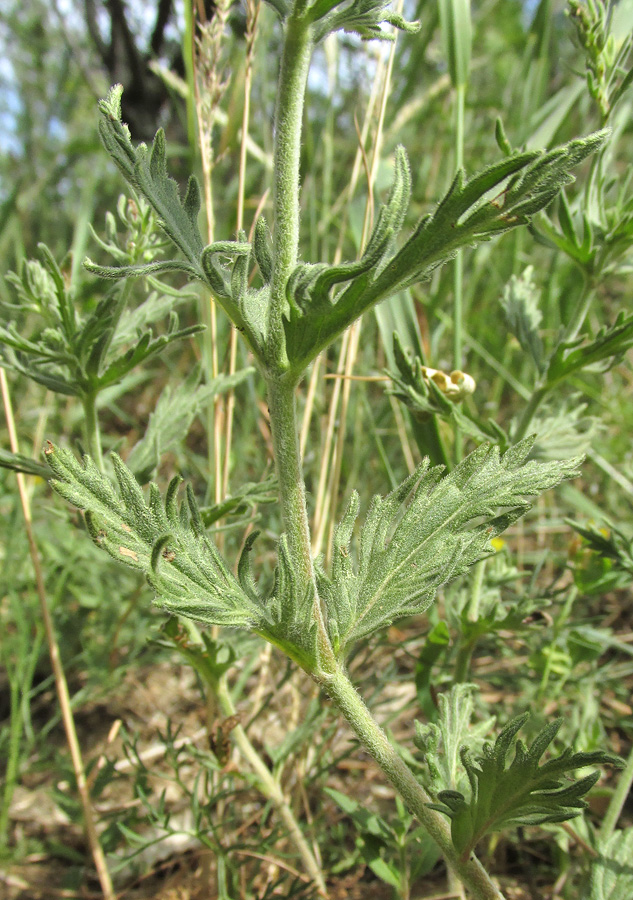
[267,375,336,672]
[268,13,313,368]
[267,376,314,588]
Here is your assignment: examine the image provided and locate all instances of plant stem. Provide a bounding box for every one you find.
[513,383,549,443]
[561,274,593,344]
[0,658,23,849]
[322,667,505,900]
[264,8,500,896]
[267,376,336,671]
[599,742,633,842]
[215,676,327,894]
[2,370,115,900]
[453,83,466,462]
[268,12,313,368]
[454,560,486,683]
[82,392,103,471]
[267,377,314,589]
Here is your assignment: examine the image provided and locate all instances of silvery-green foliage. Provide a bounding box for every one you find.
[45,444,318,668]
[501,266,545,374]
[428,713,621,860]
[317,437,581,659]
[546,311,633,384]
[91,85,608,381]
[530,398,599,461]
[45,444,263,629]
[308,0,420,43]
[589,828,633,900]
[0,244,202,398]
[260,0,420,42]
[283,132,608,373]
[45,436,582,671]
[414,685,495,795]
[88,86,270,362]
[94,87,204,276]
[126,365,253,483]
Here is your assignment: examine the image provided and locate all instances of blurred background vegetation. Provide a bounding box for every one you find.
[1,0,632,897]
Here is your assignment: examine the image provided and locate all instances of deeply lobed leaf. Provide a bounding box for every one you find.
[45,444,263,629]
[46,446,321,670]
[98,87,204,271]
[429,715,621,860]
[318,438,582,657]
[283,132,608,374]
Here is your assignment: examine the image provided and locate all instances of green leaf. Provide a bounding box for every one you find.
[45,444,263,629]
[569,518,633,580]
[283,131,607,374]
[310,0,420,43]
[126,365,253,483]
[500,266,545,373]
[318,438,581,657]
[414,685,495,794]
[324,786,400,882]
[589,828,633,900]
[97,87,204,272]
[200,476,278,527]
[263,534,320,670]
[546,311,633,385]
[96,89,268,360]
[84,258,200,281]
[430,714,621,861]
[0,449,51,479]
[284,145,411,372]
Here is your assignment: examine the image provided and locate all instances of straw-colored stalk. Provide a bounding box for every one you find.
[192,0,232,507]
[1,370,115,900]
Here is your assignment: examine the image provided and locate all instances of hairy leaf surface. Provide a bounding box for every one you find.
[429,714,621,860]
[589,828,633,900]
[318,438,581,656]
[284,132,607,373]
[46,444,263,629]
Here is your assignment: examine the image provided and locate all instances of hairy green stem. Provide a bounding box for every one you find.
[215,676,327,894]
[82,393,103,471]
[267,376,336,671]
[267,378,315,588]
[264,9,501,896]
[599,742,633,842]
[268,13,314,369]
[322,667,505,900]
